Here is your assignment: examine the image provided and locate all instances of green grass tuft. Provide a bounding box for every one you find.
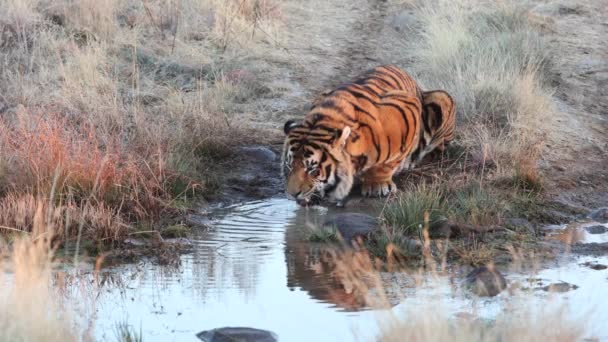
[381,182,448,238]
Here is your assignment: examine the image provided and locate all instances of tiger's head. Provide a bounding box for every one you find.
[282,119,354,206]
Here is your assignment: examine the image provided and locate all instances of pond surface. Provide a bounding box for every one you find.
[60,199,608,341]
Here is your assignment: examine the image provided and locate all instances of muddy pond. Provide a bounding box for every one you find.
[59,198,608,341]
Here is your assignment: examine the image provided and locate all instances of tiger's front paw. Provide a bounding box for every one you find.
[361,180,397,197]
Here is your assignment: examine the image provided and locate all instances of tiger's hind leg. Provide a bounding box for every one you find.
[360,161,401,197]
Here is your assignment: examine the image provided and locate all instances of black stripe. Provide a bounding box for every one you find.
[386,135,392,162]
[320,152,328,163]
[309,137,335,144]
[323,164,332,181]
[305,141,325,150]
[374,70,402,89]
[342,98,376,121]
[324,174,341,195]
[299,132,333,138]
[385,65,406,81]
[347,87,381,104]
[359,123,381,162]
[313,124,337,133]
[369,75,394,89]
[357,84,382,97]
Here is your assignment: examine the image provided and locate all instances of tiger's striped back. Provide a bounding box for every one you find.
[312,65,423,109]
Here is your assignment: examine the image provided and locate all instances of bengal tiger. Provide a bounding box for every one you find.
[406,90,456,169]
[282,65,423,206]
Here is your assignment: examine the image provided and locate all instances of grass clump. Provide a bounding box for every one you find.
[115,321,143,342]
[305,224,340,243]
[382,182,448,237]
[449,183,506,227]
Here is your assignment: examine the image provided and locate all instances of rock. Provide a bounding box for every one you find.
[581,261,608,270]
[239,146,277,162]
[323,213,379,242]
[428,218,452,238]
[572,242,608,256]
[196,327,278,342]
[185,214,213,227]
[590,208,608,223]
[554,165,567,172]
[504,218,535,235]
[387,10,417,32]
[585,225,608,235]
[464,265,507,297]
[541,282,578,293]
[123,238,146,247]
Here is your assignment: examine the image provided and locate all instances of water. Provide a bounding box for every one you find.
[53,200,608,340]
[93,199,385,341]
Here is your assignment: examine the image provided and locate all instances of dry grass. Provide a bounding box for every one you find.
[324,248,585,342]
[0,0,283,243]
[372,0,558,263]
[0,209,90,341]
[378,305,583,342]
[407,0,555,183]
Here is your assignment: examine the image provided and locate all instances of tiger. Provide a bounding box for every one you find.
[404,90,456,170]
[282,65,423,206]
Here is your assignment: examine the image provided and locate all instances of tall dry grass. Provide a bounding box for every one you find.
[407,0,554,184]
[0,0,283,243]
[0,204,90,341]
[324,247,585,342]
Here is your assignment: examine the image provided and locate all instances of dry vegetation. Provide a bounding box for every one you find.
[0,208,90,341]
[321,246,586,342]
[375,0,559,262]
[408,0,554,184]
[0,0,283,244]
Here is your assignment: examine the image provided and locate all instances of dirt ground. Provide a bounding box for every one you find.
[219,0,607,215]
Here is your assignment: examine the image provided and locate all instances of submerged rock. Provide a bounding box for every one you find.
[572,242,608,256]
[196,327,278,342]
[541,282,579,293]
[590,208,608,223]
[464,266,507,297]
[581,261,608,270]
[323,213,379,243]
[585,225,608,235]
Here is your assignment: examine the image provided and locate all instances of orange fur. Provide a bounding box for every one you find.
[282,65,424,205]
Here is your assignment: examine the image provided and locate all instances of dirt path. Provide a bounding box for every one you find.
[249,0,391,131]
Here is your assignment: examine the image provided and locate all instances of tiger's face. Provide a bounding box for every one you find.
[282,120,354,206]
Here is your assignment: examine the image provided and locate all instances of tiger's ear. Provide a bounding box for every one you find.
[333,126,351,147]
[283,120,302,134]
[422,90,455,128]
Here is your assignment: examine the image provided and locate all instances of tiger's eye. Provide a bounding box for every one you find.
[309,169,320,177]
